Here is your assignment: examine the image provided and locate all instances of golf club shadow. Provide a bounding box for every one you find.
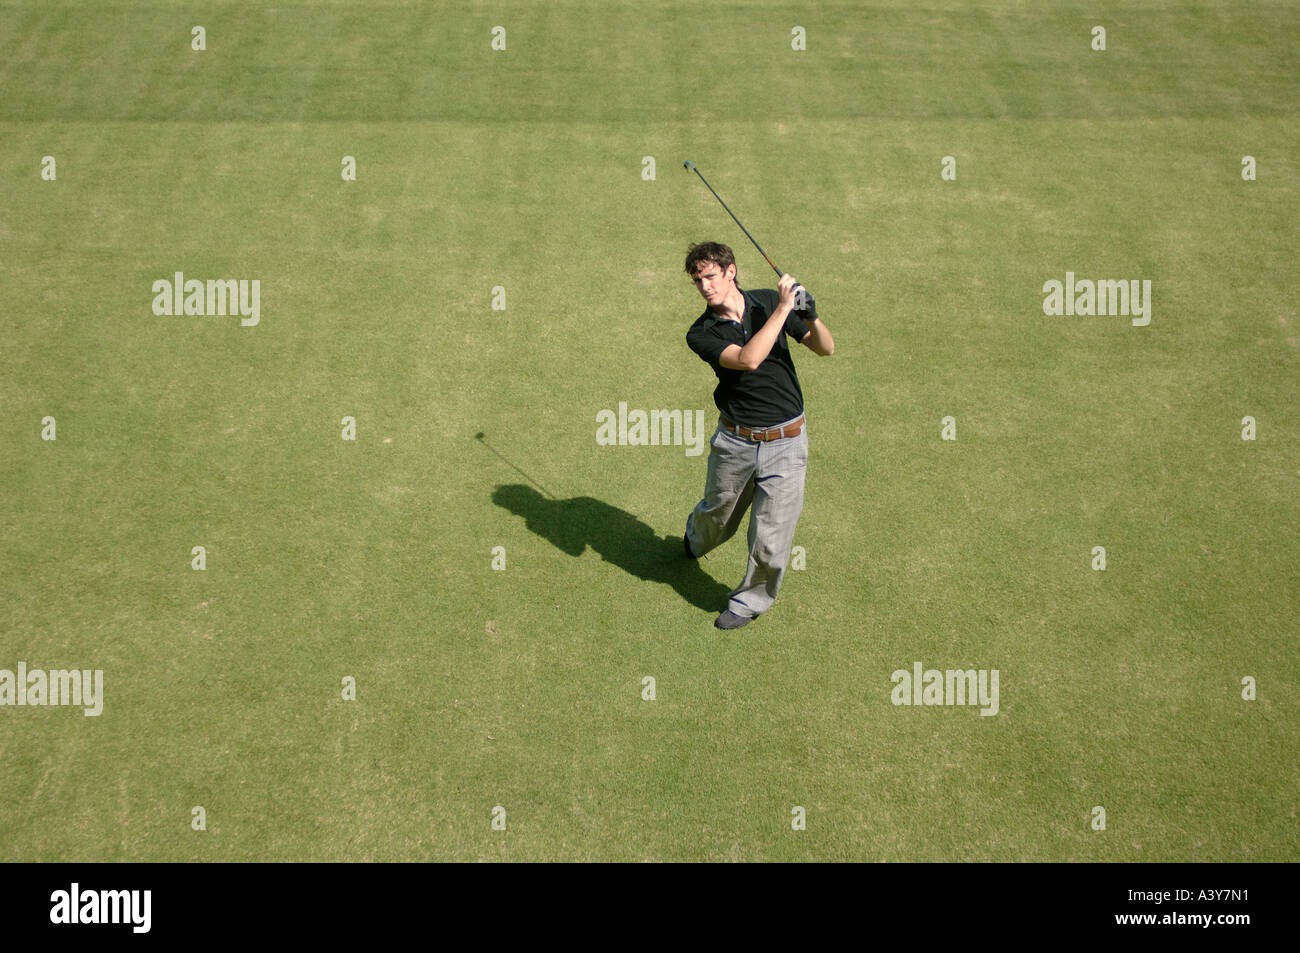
[490,484,731,614]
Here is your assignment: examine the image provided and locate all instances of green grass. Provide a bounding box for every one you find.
[1,0,1297,861]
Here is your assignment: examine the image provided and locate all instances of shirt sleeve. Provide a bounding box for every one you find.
[687,323,730,369]
[756,288,810,342]
[784,308,810,342]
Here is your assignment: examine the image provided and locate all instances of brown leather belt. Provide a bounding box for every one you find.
[721,415,805,441]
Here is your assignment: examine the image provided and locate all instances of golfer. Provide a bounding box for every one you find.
[682,242,834,629]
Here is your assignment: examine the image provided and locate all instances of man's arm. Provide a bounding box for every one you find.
[800,315,834,356]
[719,274,800,371]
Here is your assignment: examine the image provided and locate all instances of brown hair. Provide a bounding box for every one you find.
[684,242,736,279]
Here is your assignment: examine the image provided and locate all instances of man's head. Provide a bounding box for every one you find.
[684,242,738,309]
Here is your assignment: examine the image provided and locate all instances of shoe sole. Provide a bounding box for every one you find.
[714,614,753,629]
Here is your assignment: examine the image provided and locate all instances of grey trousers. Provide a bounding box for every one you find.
[685,412,808,619]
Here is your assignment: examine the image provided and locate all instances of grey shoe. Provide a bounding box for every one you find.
[683,533,698,559]
[714,610,753,629]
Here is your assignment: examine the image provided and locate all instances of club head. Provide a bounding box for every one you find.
[683,160,697,172]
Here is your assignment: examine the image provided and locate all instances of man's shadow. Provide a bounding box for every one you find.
[491,484,732,613]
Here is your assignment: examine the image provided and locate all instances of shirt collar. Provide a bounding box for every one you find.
[700,287,760,326]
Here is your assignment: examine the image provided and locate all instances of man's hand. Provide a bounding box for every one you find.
[777,273,802,311]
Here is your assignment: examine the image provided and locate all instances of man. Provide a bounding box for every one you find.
[682,241,834,629]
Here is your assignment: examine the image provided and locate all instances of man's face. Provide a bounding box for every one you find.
[692,261,736,307]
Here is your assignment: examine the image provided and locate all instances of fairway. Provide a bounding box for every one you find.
[1,0,1297,862]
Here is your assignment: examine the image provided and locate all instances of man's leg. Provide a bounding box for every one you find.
[726,421,808,619]
[686,419,757,558]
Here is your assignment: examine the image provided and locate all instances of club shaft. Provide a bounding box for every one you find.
[688,166,783,277]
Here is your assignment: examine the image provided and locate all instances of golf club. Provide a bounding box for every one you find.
[684,160,811,307]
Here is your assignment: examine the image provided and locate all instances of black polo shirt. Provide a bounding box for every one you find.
[686,287,810,429]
